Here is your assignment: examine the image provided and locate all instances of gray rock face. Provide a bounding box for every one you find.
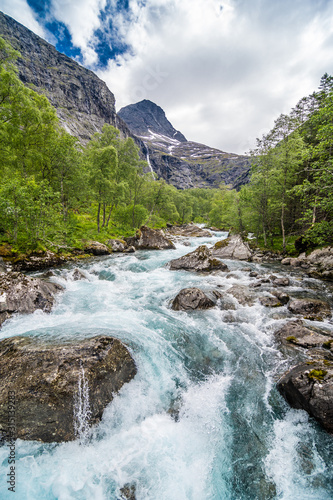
[118,100,187,142]
[169,245,229,273]
[275,320,333,349]
[0,272,63,327]
[212,235,253,261]
[0,12,132,144]
[0,335,137,442]
[125,226,175,250]
[288,299,331,321]
[84,241,111,255]
[107,239,128,252]
[171,288,216,311]
[277,360,333,433]
[0,258,6,274]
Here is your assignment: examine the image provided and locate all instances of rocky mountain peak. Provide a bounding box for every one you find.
[118,100,187,142]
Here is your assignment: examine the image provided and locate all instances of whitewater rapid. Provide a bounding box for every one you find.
[0,231,332,499]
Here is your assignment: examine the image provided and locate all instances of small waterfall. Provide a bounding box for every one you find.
[73,366,91,442]
[146,147,155,177]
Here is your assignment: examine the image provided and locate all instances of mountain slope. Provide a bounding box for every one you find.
[119,100,250,190]
[0,11,130,142]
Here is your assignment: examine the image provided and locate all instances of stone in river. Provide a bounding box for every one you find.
[0,335,137,442]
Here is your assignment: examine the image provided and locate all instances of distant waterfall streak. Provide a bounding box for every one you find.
[73,366,91,442]
[146,149,155,177]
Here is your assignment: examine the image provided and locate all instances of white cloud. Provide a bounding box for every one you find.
[0,0,45,38]
[97,0,333,153]
[49,0,108,65]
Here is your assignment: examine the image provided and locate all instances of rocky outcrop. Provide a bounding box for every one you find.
[0,335,137,442]
[107,239,128,252]
[0,272,63,327]
[12,250,68,272]
[0,258,6,274]
[287,298,331,321]
[125,226,175,250]
[171,288,216,311]
[169,245,229,273]
[282,247,333,281]
[275,321,333,349]
[84,241,111,255]
[166,224,212,238]
[212,235,252,261]
[277,360,333,433]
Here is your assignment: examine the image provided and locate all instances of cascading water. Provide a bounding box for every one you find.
[0,231,332,499]
[73,366,92,443]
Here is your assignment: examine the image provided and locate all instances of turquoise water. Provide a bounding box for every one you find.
[0,232,332,499]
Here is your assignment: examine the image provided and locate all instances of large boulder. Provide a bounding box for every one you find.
[166,224,212,238]
[84,241,110,255]
[0,272,63,327]
[288,298,331,321]
[107,239,128,252]
[277,360,333,433]
[12,250,67,272]
[212,235,252,260]
[227,284,256,306]
[275,320,333,349]
[171,288,216,311]
[125,226,175,250]
[169,245,229,273]
[0,257,6,274]
[0,335,137,442]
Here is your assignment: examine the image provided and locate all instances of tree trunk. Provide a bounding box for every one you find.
[97,203,101,233]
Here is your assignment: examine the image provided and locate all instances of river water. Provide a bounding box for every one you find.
[0,231,333,499]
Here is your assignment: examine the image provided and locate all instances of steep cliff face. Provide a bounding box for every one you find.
[0,11,130,142]
[119,100,251,190]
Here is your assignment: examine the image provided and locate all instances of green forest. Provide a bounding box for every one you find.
[1,35,332,257]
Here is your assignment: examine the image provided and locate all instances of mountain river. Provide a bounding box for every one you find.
[0,230,332,499]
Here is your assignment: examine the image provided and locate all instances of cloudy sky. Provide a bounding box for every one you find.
[1,0,333,153]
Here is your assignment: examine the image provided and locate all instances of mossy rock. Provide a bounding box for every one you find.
[307,369,328,381]
[214,238,230,250]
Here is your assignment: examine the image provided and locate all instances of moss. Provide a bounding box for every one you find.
[322,339,333,349]
[307,369,328,381]
[286,336,297,343]
[214,239,230,250]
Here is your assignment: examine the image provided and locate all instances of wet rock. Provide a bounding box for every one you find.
[166,224,212,238]
[169,245,229,273]
[288,298,331,321]
[212,235,252,260]
[171,288,216,311]
[107,239,128,252]
[125,226,175,250]
[271,290,290,305]
[72,268,87,281]
[0,272,63,327]
[242,267,252,272]
[0,257,6,274]
[120,484,136,500]
[281,257,291,265]
[12,250,67,272]
[0,335,137,442]
[84,241,111,255]
[259,296,282,308]
[277,360,333,433]
[226,273,240,279]
[124,246,136,253]
[270,275,290,286]
[227,285,256,306]
[275,320,333,348]
[249,271,258,277]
